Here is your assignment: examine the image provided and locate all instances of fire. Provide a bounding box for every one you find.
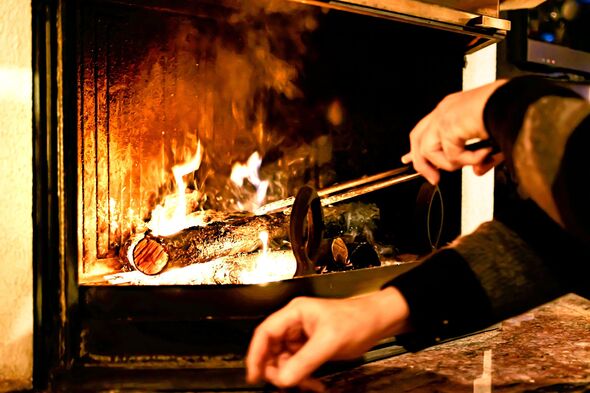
[146,144,273,238]
[104,230,296,285]
[79,0,320,283]
[238,230,296,284]
[148,141,205,236]
[230,151,270,211]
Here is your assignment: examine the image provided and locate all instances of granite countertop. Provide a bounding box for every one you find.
[321,293,590,393]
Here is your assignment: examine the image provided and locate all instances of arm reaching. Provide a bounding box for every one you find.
[390,76,590,346]
[246,287,411,389]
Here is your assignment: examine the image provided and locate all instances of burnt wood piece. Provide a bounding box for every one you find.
[123,214,288,275]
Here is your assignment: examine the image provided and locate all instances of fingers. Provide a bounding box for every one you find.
[273,328,338,387]
[246,306,303,384]
[406,116,441,185]
[403,139,494,184]
[267,351,327,392]
[414,159,440,185]
[472,153,504,176]
[450,147,492,168]
[401,152,412,165]
[401,82,505,182]
[407,145,440,185]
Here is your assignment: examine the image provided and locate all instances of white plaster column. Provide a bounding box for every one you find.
[461,44,497,235]
[0,0,33,391]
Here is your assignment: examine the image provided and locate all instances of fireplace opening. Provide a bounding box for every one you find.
[77,0,469,287]
[33,0,508,389]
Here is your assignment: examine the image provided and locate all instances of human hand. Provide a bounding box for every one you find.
[246,287,411,389]
[401,80,507,185]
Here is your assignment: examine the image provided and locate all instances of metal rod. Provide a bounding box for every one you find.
[255,196,297,216]
[254,168,422,216]
[319,172,421,207]
[317,166,411,197]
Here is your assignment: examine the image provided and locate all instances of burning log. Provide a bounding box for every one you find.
[122,213,288,275]
[106,249,296,285]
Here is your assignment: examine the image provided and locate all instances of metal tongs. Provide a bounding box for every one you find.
[254,165,421,216]
[275,139,496,276]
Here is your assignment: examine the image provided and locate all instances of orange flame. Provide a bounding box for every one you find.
[148,141,204,236]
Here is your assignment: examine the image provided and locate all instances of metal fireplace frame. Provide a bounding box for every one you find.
[32,0,509,390]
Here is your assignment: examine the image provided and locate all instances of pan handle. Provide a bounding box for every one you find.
[290,185,324,276]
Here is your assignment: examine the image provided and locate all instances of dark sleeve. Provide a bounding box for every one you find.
[387,216,577,349]
[385,76,590,348]
[386,248,495,349]
[482,75,581,174]
[552,115,590,243]
[484,75,590,244]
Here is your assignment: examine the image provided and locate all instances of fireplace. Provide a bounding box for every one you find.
[33,0,508,390]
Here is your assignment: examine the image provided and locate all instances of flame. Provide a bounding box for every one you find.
[238,230,296,284]
[230,151,270,211]
[148,141,205,236]
[145,145,272,239]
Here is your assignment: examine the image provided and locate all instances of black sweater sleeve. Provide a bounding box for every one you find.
[385,76,590,347]
[483,76,581,174]
[484,76,590,243]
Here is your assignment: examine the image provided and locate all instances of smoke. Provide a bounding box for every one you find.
[111,0,319,218]
[151,0,319,212]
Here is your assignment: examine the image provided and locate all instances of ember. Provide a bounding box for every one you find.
[106,249,296,285]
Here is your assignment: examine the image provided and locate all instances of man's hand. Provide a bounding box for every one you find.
[402,79,507,185]
[246,287,411,389]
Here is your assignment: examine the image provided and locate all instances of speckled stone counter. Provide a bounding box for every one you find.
[321,293,590,393]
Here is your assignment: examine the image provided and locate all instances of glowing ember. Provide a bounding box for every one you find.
[148,141,205,236]
[230,151,269,211]
[105,245,297,285]
[238,230,295,284]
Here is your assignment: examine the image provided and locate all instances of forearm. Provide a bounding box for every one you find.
[364,286,413,338]
[448,219,567,319]
[385,247,495,347]
[386,199,589,347]
[385,77,590,348]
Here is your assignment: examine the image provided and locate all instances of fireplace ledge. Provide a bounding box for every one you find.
[322,293,590,392]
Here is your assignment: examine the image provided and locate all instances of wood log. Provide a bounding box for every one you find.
[122,213,288,275]
[106,249,296,285]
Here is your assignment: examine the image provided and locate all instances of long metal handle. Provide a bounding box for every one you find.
[319,171,421,207]
[255,166,421,216]
[317,166,411,197]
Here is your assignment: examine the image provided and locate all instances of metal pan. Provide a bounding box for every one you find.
[81,261,419,320]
